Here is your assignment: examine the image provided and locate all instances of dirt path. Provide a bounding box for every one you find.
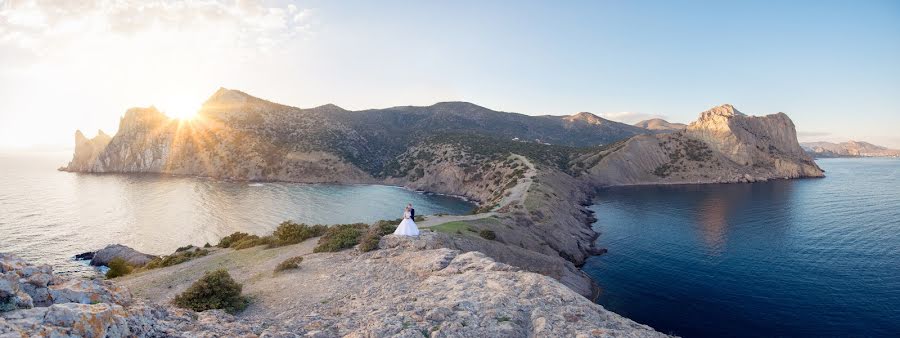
[419,154,535,228]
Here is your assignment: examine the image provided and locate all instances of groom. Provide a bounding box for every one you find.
[408,203,415,220]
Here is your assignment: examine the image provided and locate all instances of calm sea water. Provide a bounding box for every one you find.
[585,158,900,337]
[0,152,473,275]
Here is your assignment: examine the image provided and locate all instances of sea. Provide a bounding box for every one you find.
[585,158,900,337]
[0,151,473,276]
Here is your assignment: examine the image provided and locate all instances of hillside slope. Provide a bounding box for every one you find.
[579,104,824,185]
[801,141,900,158]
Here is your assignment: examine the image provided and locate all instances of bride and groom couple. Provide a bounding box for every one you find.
[393,203,420,237]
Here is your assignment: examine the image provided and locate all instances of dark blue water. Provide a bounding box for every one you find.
[585,158,900,337]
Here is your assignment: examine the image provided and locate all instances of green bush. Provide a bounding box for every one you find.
[313,223,368,253]
[274,256,304,272]
[105,258,132,279]
[272,221,327,247]
[230,235,274,250]
[479,229,497,240]
[217,232,253,248]
[358,231,381,252]
[173,269,249,314]
[143,249,209,270]
[371,220,398,236]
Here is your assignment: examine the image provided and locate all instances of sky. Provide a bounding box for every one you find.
[1,0,899,150]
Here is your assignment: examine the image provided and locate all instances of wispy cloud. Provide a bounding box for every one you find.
[0,0,312,61]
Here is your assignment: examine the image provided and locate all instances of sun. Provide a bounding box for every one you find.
[159,98,200,121]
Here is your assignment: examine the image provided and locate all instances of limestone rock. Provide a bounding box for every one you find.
[581,104,824,186]
[49,279,131,306]
[90,244,157,267]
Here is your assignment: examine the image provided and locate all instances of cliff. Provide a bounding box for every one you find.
[579,104,824,185]
[1,238,668,337]
[62,129,111,172]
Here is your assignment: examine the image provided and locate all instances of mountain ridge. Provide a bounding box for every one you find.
[801,140,900,158]
[61,88,824,303]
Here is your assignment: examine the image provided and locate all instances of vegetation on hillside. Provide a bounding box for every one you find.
[105,258,132,279]
[173,269,249,314]
[275,256,304,272]
[653,134,717,178]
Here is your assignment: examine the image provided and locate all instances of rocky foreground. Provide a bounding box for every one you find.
[1,234,667,337]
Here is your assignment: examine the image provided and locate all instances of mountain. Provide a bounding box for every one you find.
[61,90,824,303]
[578,104,824,185]
[65,88,649,180]
[633,118,687,132]
[801,141,900,158]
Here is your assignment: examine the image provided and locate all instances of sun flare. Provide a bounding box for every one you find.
[159,99,201,121]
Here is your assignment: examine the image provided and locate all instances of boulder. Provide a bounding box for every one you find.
[90,244,156,267]
[48,279,131,306]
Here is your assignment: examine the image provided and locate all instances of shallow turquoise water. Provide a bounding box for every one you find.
[585,158,900,337]
[0,152,473,275]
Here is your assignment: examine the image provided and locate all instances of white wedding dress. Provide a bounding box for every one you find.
[393,211,419,236]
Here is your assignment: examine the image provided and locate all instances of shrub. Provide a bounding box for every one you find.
[175,245,194,252]
[371,220,398,236]
[203,242,212,248]
[272,221,327,247]
[479,229,497,240]
[143,249,209,270]
[217,232,253,248]
[230,235,274,250]
[105,258,132,279]
[358,233,380,252]
[313,223,367,253]
[274,256,303,272]
[173,269,249,314]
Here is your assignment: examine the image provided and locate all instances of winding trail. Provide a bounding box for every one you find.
[419,154,535,228]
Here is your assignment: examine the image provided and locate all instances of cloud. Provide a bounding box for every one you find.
[600,111,668,124]
[0,0,313,58]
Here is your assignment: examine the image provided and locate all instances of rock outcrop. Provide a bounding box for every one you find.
[579,104,824,185]
[0,253,287,337]
[110,234,667,337]
[89,244,157,268]
[62,129,111,172]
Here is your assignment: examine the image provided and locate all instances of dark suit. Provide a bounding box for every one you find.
[409,208,415,220]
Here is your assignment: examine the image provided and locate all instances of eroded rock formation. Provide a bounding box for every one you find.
[579,104,824,185]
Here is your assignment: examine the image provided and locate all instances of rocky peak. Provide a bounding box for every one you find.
[697,104,744,121]
[564,112,608,125]
[204,87,252,107]
[74,129,88,144]
[118,106,169,133]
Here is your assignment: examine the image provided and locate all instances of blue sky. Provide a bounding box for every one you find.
[1,0,898,148]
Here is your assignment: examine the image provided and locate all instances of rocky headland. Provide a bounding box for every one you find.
[1,235,667,337]
[51,88,825,336]
[801,140,900,158]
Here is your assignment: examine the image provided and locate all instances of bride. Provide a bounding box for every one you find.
[393,204,419,236]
